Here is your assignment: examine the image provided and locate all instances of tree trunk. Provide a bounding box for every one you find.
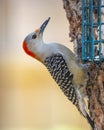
[62,0,104,130]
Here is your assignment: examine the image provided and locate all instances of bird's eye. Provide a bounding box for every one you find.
[32,34,37,39]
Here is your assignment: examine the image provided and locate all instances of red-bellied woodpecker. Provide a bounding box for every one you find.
[23,17,94,128]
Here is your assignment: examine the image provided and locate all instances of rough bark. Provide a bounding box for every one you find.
[62,0,104,130]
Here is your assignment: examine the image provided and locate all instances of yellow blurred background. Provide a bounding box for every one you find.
[0,0,90,130]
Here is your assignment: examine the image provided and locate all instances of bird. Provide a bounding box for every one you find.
[22,17,94,128]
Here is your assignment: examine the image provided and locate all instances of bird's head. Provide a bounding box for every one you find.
[23,17,50,60]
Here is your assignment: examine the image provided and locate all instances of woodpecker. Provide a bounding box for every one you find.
[23,17,94,128]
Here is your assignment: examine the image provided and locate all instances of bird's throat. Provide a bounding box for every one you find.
[23,41,41,61]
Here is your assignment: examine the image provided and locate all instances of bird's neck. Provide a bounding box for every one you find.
[33,41,48,62]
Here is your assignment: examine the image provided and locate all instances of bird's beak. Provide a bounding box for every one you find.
[39,17,50,34]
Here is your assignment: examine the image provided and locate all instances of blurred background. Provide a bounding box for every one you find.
[0,0,90,130]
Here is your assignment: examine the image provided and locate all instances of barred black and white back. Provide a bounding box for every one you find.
[44,53,78,105]
[44,53,94,128]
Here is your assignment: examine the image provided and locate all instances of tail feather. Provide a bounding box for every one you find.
[86,113,94,129]
[76,89,94,129]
